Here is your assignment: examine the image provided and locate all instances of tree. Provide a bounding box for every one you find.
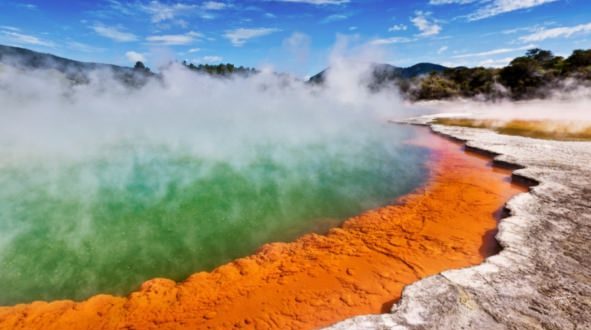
[180,61,257,77]
[566,49,591,68]
[414,75,460,100]
[564,49,591,79]
[467,67,495,96]
[134,61,147,70]
[526,48,554,63]
[441,67,496,98]
[499,56,544,99]
[398,47,590,101]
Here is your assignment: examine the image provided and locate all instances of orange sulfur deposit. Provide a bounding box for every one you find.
[0,128,526,330]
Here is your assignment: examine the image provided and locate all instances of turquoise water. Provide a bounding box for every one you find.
[0,125,428,305]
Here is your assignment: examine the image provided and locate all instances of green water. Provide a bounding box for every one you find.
[0,126,429,305]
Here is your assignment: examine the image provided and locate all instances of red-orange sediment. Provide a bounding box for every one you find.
[0,128,526,330]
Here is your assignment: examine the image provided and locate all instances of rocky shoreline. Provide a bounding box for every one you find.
[328,119,591,330]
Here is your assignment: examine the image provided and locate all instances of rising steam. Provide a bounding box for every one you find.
[0,53,429,305]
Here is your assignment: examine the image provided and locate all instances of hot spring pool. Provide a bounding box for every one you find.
[0,125,429,305]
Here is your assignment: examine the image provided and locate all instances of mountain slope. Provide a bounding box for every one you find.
[0,44,153,86]
[308,62,448,85]
[1,45,127,71]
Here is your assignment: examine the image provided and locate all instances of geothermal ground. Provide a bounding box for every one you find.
[0,127,526,329]
[330,119,591,330]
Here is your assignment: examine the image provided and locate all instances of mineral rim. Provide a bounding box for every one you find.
[329,119,591,330]
[0,127,526,330]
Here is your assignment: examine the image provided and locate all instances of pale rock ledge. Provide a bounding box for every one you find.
[327,119,591,330]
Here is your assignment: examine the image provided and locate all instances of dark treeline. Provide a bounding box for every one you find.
[402,48,591,101]
[131,60,257,77]
[180,61,257,76]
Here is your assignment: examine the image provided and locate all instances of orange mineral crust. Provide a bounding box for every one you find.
[0,128,526,330]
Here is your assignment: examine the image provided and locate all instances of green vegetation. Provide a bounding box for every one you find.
[182,61,257,76]
[408,48,591,101]
[433,118,591,141]
[309,63,447,85]
[133,61,151,73]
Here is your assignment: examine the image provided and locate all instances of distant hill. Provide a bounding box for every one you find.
[309,48,591,101]
[0,44,153,86]
[308,62,448,85]
[0,44,258,85]
[406,48,591,101]
[398,63,448,78]
[3,44,589,101]
[0,44,130,72]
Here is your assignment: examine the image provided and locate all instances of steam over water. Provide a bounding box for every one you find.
[0,63,429,304]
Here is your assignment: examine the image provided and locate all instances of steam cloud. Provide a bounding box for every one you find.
[0,58,414,161]
[0,52,428,304]
[413,77,591,126]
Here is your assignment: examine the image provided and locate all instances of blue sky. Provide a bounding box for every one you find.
[0,0,590,76]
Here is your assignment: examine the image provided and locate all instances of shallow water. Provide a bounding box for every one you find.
[0,125,429,305]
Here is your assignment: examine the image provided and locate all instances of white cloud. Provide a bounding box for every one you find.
[92,25,137,42]
[502,25,540,35]
[107,0,228,22]
[430,0,558,21]
[201,55,223,63]
[321,14,349,23]
[188,48,201,53]
[274,0,349,4]
[0,26,20,32]
[283,32,310,49]
[176,19,189,28]
[140,1,197,23]
[202,1,227,10]
[200,13,215,20]
[0,28,54,47]
[146,31,202,45]
[468,0,558,21]
[125,51,145,63]
[19,3,37,10]
[478,57,514,67]
[520,22,591,42]
[67,41,104,53]
[103,0,135,16]
[441,55,514,68]
[429,0,476,4]
[411,11,441,36]
[282,32,311,62]
[388,24,407,32]
[370,37,414,45]
[224,27,280,47]
[437,46,448,54]
[452,44,535,58]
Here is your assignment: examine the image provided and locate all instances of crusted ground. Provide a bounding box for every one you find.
[431,117,591,141]
[328,119,591,330]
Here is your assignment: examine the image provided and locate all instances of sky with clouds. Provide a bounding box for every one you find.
[0,0,590,76]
